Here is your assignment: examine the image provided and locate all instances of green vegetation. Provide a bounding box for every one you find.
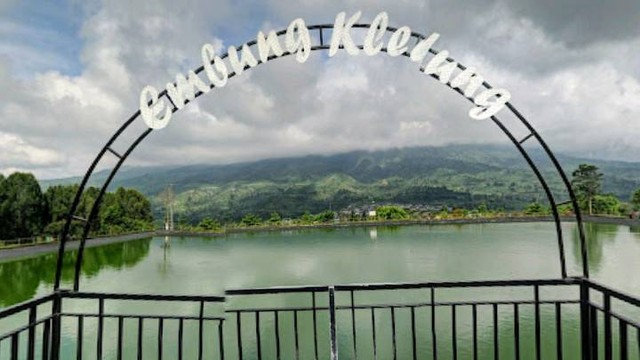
[0,173,45,240]
[376,205,409,220]
[197,217,222,231]
[631,189,640,211]
[523,202,549,216]
[4,148,640,242]
[571,164,603,215]
[40,145,637,224]
[568,164,632,217]
[0,172,153,242]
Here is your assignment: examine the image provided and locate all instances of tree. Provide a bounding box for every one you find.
[0,175,8,239]
[43,184,79,224]
[571,164,603,215]
[376,205,409,220]
[592,194,621,215]
[314,210,336,223]
[631,188,640,211]
[197,217,221,231]
[240,213,262,226]
[523,202,548,215]
[0,173,46,239]
[268,212,282,224]
[99,187,153,234]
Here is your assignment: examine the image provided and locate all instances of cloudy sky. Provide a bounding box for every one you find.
[1,0,639,179]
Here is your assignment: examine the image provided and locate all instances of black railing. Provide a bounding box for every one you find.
[1,278,639,359]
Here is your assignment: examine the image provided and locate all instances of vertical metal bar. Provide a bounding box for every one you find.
[371,308,377,360]
[472,305,478,360]
[329,286,338,360]
[158,318,164,360]
[313,292,319,360]
[412,306,418,360]
[178,318,184,360]
[351,290,357,360]
[431,288,437,360]
[493,304,499,360]
[514,304,520,360]
[604,294,612,360]
[619,321,627,360]
[391,307,397,360]
[534,285,541,360]
[218,320,225,360]
[581,281,592,360]
[11,334,18,360]
[117,317,123,360]
[137,318,143,360]
[50,293,62,360]
[590,306,598,360]
[42,318,51,360]
[275,311,281,360]
[76,316,84,360]
[452,305,457,360]
[556,303,563,360]
[198,301,204,360]
[97,298,104,360]
[319,28,324,46]
[255,312,262,360]
[28,306,37,360]
[236,313,243,360]
[294,311,300,360]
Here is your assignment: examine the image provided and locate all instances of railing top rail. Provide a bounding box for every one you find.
[63,291,225,302]
[335,278,580,291]
[0,314,55,342]
[589,302,640,329]
[226,277,581,295]
[0,293,56,318]
[227,285,329,295]
[585,278,640,307]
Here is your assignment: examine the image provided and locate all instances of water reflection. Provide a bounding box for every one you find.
[630,225,640,240]
[0,238,151,307]
[158,236,172,276]
[572,222,619,273]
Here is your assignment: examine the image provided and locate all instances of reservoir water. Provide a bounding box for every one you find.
[1,222,639,359]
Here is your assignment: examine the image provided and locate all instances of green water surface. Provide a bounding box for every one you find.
[1,222,639,359]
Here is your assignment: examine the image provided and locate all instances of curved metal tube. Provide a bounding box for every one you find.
[54,23,587,291]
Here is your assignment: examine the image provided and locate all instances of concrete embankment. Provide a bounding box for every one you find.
[0,232,155,261]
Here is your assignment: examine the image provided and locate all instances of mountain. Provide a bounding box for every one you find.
[40,145,640,223]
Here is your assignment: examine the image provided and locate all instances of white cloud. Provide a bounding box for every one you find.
[0,1,638,179]
[0,132,64,169]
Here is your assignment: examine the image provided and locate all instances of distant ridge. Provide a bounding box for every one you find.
[40,144,640,222]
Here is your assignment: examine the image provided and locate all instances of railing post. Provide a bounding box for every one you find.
[50,291,63,360]
[329,286,338,360]
[603,293,612,360]
[27,304,37,360]
[580,280,592,360]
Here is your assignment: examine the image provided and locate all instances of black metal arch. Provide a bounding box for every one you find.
[53,23,588,291]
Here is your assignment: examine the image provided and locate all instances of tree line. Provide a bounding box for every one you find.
[0,172,153,241]
[187,163,640,231]
[524,164,640,216]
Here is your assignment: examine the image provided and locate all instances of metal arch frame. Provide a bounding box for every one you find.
[53,23,588,291]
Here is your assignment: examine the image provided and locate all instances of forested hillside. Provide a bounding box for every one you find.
[40,145,640,224]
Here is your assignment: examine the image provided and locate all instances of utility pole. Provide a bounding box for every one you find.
[163,184,175,232]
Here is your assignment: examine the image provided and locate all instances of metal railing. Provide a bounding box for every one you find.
[1,278,639,359]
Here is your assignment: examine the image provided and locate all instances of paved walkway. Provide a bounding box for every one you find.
[0,232,155,261]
